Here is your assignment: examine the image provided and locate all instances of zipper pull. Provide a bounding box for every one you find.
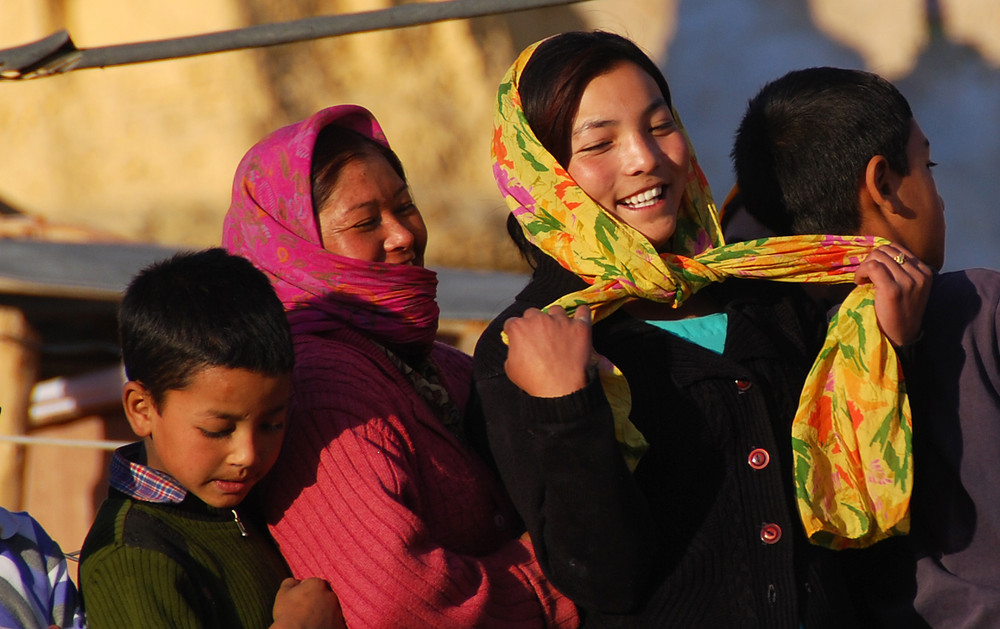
[232,509,248,538]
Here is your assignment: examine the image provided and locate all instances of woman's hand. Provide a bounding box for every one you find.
[855,244,933,347]
[504,305,593,397]
[271,577,346,629]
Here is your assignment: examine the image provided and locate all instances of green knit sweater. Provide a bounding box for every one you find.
[79,490,291,629]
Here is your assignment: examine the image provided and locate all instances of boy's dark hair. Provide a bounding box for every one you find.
[510,30,674,266]
[119,248,294,409]
[731,66,913,236]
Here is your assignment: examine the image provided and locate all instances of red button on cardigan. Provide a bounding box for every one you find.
[760,523,782,544]
[748,448,770,470]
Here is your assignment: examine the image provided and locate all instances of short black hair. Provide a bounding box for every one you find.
[732,66,913,236]
[119,248,294,408]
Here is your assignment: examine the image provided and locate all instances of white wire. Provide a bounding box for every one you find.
[0,434,129,450]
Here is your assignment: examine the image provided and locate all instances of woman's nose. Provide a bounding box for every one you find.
[622,133,661,176]
[383,216,416,251]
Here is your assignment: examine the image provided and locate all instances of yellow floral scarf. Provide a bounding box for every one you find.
[492,40,911,549]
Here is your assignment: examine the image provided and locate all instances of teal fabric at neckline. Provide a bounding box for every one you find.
[645,312,729,354]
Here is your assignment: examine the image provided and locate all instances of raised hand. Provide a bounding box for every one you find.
[504,305,593,397]
[271,577,345,629]
[855,244,933,347]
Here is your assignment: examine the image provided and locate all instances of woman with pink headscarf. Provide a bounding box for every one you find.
[222,105,576,629]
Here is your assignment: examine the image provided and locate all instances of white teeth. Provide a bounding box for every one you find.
[621,186,662,208]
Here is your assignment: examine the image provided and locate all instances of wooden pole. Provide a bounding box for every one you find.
[0,307,40,509]
[0,0,593,80]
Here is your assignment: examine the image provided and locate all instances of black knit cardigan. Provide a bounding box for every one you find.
[472,255,858,628]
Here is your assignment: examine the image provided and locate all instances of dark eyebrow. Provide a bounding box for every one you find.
[571,97,670,137]
[209,402,287,422]
[341,183,410,213]
[343,201,377,213]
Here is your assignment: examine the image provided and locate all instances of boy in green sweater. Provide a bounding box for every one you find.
[79,248,343,629]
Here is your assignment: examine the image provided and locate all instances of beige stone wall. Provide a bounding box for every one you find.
[2,1,273,248]
[810,0,1000,78]
[809,0,928,78]
[939,0,1000,66]
[0,0,676,271]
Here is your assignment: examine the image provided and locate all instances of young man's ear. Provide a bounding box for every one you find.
[123,381,156,438]
[862,155,894,212]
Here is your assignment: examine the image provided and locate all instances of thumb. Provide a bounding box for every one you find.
[278,577,300,592]
[573,304,592,325]
[854,265,874,286]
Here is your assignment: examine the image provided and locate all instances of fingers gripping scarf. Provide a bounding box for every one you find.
[493,41,911,549]
[222,105,440,352]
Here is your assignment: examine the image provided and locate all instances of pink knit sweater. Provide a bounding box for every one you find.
[263,327,578,628]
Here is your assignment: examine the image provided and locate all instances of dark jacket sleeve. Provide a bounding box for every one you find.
[473,318,659,613]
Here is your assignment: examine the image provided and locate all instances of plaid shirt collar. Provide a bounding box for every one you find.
[110,442,188,504]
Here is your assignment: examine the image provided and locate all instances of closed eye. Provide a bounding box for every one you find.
[579,140,612,153]
[651,121,676,134]
[199,426,234,439]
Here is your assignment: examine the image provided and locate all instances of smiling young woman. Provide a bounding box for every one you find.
[472,31,867,628]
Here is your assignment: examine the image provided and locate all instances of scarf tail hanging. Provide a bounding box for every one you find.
[791,288,912,548]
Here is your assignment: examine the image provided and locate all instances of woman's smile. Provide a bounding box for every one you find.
[617,185,665,210]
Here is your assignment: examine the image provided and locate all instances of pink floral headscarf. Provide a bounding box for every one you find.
[222,105,440,352]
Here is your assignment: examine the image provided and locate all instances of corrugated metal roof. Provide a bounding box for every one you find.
[0,239,527,321]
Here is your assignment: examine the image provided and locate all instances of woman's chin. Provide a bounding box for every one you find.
[636,220,678,252]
